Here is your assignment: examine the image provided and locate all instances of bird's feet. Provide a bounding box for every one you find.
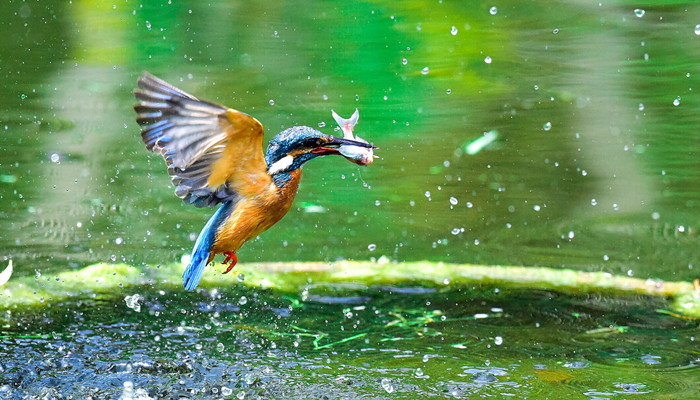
[222,251,238,274]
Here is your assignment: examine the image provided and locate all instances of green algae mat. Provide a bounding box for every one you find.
[2,261,699,319]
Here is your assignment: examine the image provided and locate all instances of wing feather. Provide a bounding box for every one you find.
[133,72,270,208]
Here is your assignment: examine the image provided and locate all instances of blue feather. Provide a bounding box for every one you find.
[182,200,235,290]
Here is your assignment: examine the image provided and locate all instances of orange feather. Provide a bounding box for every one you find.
[207,109,271,197]
[211,169,302,258]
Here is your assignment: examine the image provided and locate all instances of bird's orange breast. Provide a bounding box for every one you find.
[212,169,302,255]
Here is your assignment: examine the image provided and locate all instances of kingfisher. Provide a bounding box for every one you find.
[133,72,375,291]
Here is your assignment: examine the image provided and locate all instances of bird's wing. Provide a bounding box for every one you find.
[134,72,271,208]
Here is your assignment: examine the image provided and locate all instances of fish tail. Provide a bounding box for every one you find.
[183,200,235,290]
[331,109,359,138]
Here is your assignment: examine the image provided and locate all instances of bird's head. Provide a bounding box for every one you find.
[265,126,374,184]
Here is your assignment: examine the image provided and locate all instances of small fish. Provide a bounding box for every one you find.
[331,109,376,166]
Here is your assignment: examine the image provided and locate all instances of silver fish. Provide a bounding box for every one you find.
[331,108,375,166]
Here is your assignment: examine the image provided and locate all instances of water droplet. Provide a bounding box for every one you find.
[217,342,225,352]
[638,103,644,111]
[415,368,424,377]
[221,387,233,396]
[236,391,246,399]
[673,97,680,106]
[318,121,326,128]
[115,237,123,245]
[489,6,498,15]
[695,24,700,35]
[50,153,60,163]
[568,231,575,239]
[533,205,541,211]
[451,228,460,235]
[401,57,408,65]
[449,197,458,205]
[421,66,430,75]
[368,243,377,251]
[145,20,152,30]
[634,9,645,18]
[380,378,394,393]
[543,121,552,131]
[591,198,597,206]
[494,336,503,345]
[237,273,245,282]
[484,56,492,64]
[553,28,559,34]
[446,88,451,94]
[269,99,275,106]
[450,26,458,35]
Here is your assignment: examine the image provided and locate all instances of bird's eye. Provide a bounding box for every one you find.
[303,137,323,148]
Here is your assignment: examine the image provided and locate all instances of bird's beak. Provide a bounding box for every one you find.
[311,136,375,156]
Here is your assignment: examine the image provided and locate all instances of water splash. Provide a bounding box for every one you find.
[124,294,143,312]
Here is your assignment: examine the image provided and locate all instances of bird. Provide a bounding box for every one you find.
[133,72,375,291]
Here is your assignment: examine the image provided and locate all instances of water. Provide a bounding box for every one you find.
[1,0,699,398]
[1,284,697,398]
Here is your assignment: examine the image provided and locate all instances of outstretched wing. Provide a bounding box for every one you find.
[134,72,271,208]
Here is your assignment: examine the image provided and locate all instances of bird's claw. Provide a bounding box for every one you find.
[222,251,238,274]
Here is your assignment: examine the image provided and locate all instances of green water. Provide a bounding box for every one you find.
[1,0,699,398]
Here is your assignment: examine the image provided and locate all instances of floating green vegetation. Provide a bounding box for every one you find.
[1,260,698,319]
[465,130,499,155]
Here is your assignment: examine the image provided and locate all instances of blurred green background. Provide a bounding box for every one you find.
[1,0,699,280]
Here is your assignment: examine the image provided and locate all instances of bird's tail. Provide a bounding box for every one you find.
[183,200,235,291]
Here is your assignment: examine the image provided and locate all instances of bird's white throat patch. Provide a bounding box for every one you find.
[268,155,294,175]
